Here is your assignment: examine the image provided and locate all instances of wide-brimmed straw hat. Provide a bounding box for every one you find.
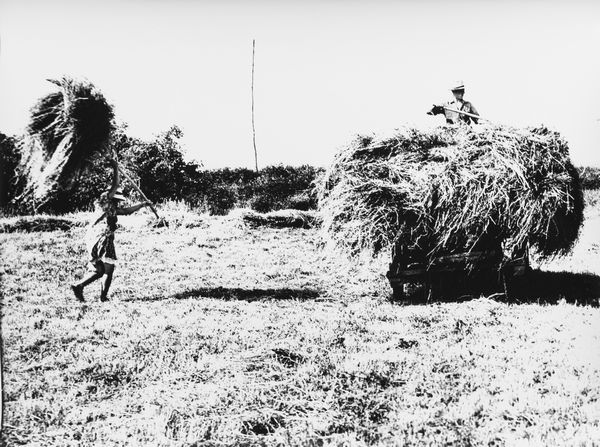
[112,191,126,201]
[451,81,465,91]
[100,189,126,202]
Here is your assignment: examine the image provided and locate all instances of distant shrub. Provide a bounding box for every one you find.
[204,185,236,216]
[286,191,318,211]
[121,125,198,203]
[247,165,322,212]
[1,121,323,216]
[578,166,600,190]
[186,165,322,214]
[248,193,273,213]
[0,133,24,213]
[191,168,258,206]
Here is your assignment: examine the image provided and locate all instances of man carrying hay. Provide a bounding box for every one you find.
[428,81,479,124]
[71,155,151,302]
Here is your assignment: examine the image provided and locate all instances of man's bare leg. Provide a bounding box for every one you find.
[100,263,115,302]
[72,263,105,301]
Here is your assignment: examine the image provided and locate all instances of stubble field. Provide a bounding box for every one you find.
[1,193,599,446]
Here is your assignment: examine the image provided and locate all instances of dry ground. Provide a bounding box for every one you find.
[1,195,599,446]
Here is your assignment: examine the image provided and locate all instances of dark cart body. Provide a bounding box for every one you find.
[386,241,530,302]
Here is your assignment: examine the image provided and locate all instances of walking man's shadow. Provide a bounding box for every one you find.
[137,286,322,302]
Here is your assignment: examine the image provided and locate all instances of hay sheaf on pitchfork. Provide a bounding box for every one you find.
[18,77,115,203]
[16,76,164,223]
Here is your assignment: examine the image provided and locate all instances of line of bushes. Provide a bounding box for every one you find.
[1,126,598,217]
[189,165,322,215]
[1,127,323,216]
[578,166,600,190]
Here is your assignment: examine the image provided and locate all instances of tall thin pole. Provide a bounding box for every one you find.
[251,39,258,172]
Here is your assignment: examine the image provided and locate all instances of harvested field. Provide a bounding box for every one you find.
[0,194,599,446]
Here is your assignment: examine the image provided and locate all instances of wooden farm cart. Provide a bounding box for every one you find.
[386,241,530,302]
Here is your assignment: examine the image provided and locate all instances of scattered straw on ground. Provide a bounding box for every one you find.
[235,208,321,229]
[0,215,85,233]
[0,202,598,445]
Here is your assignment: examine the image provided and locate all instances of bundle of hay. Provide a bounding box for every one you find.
[18,77,115,205]
[0,215,84,233]
[317,125,584,260]
[238,209,321,229]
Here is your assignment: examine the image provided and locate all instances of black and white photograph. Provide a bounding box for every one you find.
[0,0,599,445]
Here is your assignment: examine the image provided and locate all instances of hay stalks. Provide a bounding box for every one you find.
[0,215,84,233]
[317,125,584,261]
[17,77,115,205]
[236,209,321,229]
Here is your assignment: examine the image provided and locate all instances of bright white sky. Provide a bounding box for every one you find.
[1,0,599,168]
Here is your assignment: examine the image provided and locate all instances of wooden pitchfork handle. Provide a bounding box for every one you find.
[117,163,161,220]
[443,106,487,122]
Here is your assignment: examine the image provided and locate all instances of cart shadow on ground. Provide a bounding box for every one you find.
[128,271,599,306]
[511,269,600,306]
[395,269,600,307]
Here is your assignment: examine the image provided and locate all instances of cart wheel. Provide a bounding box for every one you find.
[502,271,524,303]
[425,273,437,303]
[501,272,510,301]
[425,284,433,303]
[391,283,405,302]
[508,268,530,302]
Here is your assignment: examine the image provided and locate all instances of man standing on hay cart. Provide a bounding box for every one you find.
[428,81,480,125]
[319,80,581,305]
[385,81,530,303]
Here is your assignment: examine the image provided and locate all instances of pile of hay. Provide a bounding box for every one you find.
[18,77,115,204]
[237,209,321,229]
[0,216,84,233]
[317,125,584,260]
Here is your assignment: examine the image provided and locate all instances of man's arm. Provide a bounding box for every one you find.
[107,156,120,198]
[427,104,446,116]
[467,103,480,124]
[117,202,151,215]
[92,212,107,225]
